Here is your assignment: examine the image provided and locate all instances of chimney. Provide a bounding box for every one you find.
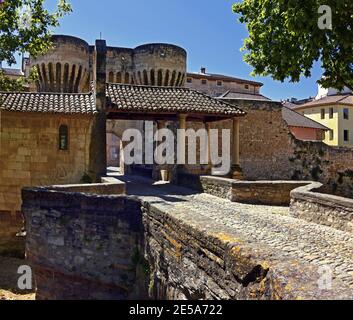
[200,67,206,74]
[94,39,107,111]
[88,39,107,181]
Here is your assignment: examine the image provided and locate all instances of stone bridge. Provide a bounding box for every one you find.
[22,173,353,300]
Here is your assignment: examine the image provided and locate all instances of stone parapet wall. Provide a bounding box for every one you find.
[176,173,233,199]
[178,173,353,232]
[176,174,309,206]
[232,181,309,206]
[290,182,353,233]
[22,180,352,300]
[143,200,349,300]
[50,176,126,195]
[22,187,148,300]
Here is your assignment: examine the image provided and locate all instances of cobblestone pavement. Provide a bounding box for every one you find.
[118,174,353,289]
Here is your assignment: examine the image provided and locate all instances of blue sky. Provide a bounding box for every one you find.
[39,0,322,100]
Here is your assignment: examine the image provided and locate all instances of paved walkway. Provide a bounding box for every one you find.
[116,174,353,290]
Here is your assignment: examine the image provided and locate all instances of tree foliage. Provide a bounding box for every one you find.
[0,0,72,91]
[233,0,353,91]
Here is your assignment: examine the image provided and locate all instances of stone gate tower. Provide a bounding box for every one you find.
[29,35,187,93]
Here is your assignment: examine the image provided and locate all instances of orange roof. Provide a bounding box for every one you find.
[294,95,353,110]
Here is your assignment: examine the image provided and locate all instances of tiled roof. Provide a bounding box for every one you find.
[282,101,299,109]
[282,106,329,130]
[295,94,353,110]
[106,83,246,117]
[219,91,271,101]
[1,68,24,77]
[0,92,96,114]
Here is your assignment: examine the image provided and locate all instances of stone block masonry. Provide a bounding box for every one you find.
[176,173,309,206]
[22,187,149,300]
[0,111,93,215]
[291,182,353,233]
[225,98,353,198]
[0,111,94,254]
[23,176,353,300]
[231,181,309,206]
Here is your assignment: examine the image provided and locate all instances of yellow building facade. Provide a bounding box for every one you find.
[295,95,353,147]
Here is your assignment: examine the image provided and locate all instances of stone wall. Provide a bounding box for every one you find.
[232,181,309,206]
[23,181,351,300]
[0,111,93,243]
[290,182,353,233]
[290,140,353,198]
[31,35,90,93]
[176,174,309,206]
[50,176,126,195]
[22,186,149,300]
[225,99,353,198]
[224,99,294,180]
[142,200,348,300]
[176,173,233,199]
[30,35,187,91]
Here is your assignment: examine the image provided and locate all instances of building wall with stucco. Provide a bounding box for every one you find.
[296,104,353,148]
[185,69,262,97]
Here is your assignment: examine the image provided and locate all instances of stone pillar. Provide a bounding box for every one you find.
[88,39,107,182]
[172,114,187,183]
[205,122,212,174]
[152,120,166,181]
[231,117,243,180]
[177,114,187,166]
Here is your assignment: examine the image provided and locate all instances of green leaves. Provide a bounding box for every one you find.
[0,65,39,92]
[0,0,72,65]
[0,70,26,91]
[0,0,71,91]
[233,0,353,91]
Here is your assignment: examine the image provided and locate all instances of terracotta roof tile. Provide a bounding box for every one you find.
[106,83,246,117]
[219,91,271,101]
[0,92,96,115]
[187,72,263,86]
[282,106,329,130]
[295,95,353,109]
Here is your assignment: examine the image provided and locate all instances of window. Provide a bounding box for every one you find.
[59,125,69,150]
[329,108,334,119]
[343,108,349,120]
[201,79,207,85]
[344,130,349,142]
[329,130,334,141]
[245,84,249,89]
[217,81,222,86]
[186,78,192,83]
[321,108,325,119]
[108,71,114,83]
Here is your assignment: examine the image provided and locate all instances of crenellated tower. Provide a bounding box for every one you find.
[29,35,187,93]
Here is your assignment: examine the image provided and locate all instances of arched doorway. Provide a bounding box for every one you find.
[106,132,120,167]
